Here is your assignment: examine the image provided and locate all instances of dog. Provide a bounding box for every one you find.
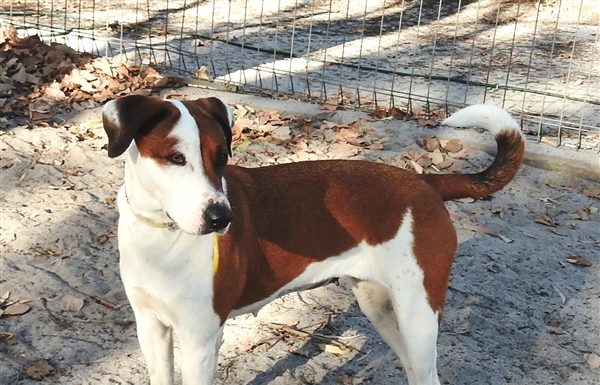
[102,95,524,385]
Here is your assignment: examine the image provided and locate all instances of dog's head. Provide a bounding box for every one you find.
[102,95,234,235]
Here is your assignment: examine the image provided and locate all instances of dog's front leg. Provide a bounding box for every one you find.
[130,301,175,385]
[178,324,223,385]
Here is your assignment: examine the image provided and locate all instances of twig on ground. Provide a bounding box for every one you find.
[266,322,363,354]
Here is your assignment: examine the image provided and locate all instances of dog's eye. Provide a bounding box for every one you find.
[167,152,186,166]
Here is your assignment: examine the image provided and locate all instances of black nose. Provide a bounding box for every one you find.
[203,202,232,233]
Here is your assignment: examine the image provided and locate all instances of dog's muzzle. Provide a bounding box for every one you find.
[203,202,232,234]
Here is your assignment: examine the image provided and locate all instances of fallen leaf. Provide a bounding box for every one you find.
[0,291,9,305]
[544,178,558,189]
[434,159,453,169]
[418,118,439,127]
[26,359,55,380]
[583,186,600,198]
[30,110,53,122]
[0,332,15,341]
[11,66,27,83]
[370,106,407,119]
[565,255,592,267]
[193,66,211,80]
[234,139,252,151]
[561,176,578,188]
[423,137,440,152]
[442,139,462,153]
[540,136,559,146]
[534,214,557,227]
[577,208,589,221]
[430,149,444,164]
[319,102,337,111]
[491,207,506,219]
[328,143,359,158]
[271,126,291,141]
[92,58,114,76]
[407,149,420,160]
[0,83,13,94]
[320,343,352,355]
[45,83,66,100]
[447,161,465,172]
[2,303,32,316]
[410,160,424,174]
[61,294,84,312]
[416,155,432,168]
[95,234,110,244]
[462,223,498,237]
[498,233,513,243]
[585,352,600,370]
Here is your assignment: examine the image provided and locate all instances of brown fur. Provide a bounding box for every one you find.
[212,161,458,323]
[104,95,181,159]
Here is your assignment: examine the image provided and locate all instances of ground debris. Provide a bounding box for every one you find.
[25,359,56,380]
[0,25,180,129]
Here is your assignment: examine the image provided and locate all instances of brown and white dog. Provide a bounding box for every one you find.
[102,96,524,385]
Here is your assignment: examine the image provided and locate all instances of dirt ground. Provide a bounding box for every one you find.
[1,89,599,385]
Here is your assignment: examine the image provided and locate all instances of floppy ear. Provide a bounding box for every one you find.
[102,95,179,158]
[189,97,234,156]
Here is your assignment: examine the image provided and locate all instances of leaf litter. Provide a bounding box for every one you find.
[0,25,182,129]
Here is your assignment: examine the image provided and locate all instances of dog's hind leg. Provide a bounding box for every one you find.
[350,279,441,385]
[350,280,408,363]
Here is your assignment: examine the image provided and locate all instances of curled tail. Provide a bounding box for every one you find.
[423,104,525,201]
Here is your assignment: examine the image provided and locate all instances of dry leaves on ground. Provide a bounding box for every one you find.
[0,292,33,317]
[230,105,390,163]
[583,185,600,199]
[26,359,56,380]
[534,214,557,227]
[1,25,179,128]
[61,294,85,312]
[565,255,592,267]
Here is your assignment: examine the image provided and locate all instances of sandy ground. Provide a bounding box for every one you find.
[1,89,599,385]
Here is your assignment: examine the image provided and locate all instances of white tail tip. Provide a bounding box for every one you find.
[442,104,520,136]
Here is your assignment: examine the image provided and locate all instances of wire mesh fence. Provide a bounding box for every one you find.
[2,0,599,150]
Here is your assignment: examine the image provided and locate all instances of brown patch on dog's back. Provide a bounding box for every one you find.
[211,161,456,323]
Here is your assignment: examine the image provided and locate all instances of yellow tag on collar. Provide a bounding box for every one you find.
[212,233,220,273]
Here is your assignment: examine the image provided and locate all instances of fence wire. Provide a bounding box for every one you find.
[2,0,599,150]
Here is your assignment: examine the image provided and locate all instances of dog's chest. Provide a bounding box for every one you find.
[117,201,216,322]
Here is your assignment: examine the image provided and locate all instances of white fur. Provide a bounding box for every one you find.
[118,187,221,385]
[443,104,521,136]
[118,99,442,385]
[102,99,120,127]
[223,101,235,128]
